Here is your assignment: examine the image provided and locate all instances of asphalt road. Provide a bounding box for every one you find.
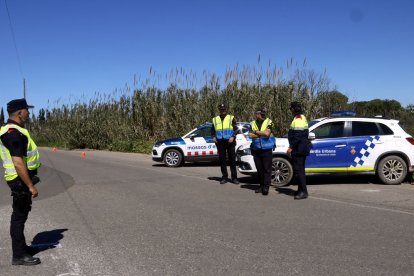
[0,148,413,275]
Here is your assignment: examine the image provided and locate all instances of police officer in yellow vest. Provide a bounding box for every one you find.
[287,101,311,200]
[212,103,239,184]
[0,98,41,265]
[249,107,275,195]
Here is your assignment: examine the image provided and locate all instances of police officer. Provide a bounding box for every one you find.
[249,107,275,195]
[0,98,41,265]
[212,103,239,184]
[287,101,311,200]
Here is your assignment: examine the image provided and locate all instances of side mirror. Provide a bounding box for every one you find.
[189,133,197,140]
[308,132,316,140]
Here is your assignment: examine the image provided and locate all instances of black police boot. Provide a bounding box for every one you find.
[255,187,262,193]
[231,178,239,184]
[12,254,41,266]
[294,192,308,200]
[25,245,40,256]
[262,186,269,196]
[220,178,227,184]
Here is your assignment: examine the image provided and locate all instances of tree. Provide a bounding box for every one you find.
[38,108,46,122]
[317,90,349,116]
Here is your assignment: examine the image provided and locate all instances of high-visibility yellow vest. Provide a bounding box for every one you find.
[290,114,309,130]
[250,118,276,150]
[0,124,41,181]
[212,115,234,140]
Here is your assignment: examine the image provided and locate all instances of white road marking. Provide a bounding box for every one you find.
[360,189,381,192]
[311,196,414,216]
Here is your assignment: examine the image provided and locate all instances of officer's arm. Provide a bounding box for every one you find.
[11,156,38,197]
[255,121,272,137]
[211,127,216,138]
[231,117,237,137]
[255,128,271,137]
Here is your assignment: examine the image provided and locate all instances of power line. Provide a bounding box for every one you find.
[4,0,24,78]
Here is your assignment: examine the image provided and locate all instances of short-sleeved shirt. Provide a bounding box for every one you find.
[1,119,27,157]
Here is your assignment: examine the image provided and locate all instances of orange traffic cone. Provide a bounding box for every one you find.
[81,151,86,158]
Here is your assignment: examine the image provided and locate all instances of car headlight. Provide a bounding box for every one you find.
[238,148,251,156]
[154,142,165,147]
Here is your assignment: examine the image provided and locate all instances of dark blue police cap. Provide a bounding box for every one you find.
[7,98,34,113]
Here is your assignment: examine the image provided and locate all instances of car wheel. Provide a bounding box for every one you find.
[377,155,407,185]
[271,157,293,187]
[163,149,183,167]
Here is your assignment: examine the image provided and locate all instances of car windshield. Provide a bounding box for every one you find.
[308,120,320,128]
[190,126,211,138]
[235,123,250,135]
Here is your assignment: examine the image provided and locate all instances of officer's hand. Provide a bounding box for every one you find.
[212,137,217,143]
[228,137,234,143]
[29,186,39,198]
[287,147,292,156]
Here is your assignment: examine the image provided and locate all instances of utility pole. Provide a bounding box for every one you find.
[23,78,26,99]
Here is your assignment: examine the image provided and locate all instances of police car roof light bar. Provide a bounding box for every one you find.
[330,110,357,117]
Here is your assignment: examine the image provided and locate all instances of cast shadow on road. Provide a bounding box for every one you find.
[207,176,224,183]
[207,176,259,187]
[238,176,260,191]
[30,228,68,254]
[275,187,296,197]
[153,162,219,168]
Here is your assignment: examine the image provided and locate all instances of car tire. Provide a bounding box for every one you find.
[163,149,183,167]
[271,157,293,187]
[377,155,407,185]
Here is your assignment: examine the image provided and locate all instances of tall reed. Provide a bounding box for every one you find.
[28,58,354,152]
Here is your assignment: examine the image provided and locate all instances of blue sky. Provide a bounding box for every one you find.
[1,0,413,115]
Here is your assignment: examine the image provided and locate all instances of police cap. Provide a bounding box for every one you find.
[7,98,34,114]
[255,107,267,116]
[290,101,301,109]
[218,103,227,110]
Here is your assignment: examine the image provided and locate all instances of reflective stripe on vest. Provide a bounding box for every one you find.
[290,114,308,130]
[0,124,41,181]
[250,118,276,150]
[213,115,234,140]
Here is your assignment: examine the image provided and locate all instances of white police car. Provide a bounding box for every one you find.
[152,122,251,167]
[237,116,414,186]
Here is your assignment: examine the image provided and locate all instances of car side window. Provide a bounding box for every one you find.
[313,122,345,139]
[193,127,212,138]
[352,122,380,136]
[378,123,394,135]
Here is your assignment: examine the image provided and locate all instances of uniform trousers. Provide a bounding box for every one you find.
[7,179,32,258]
[216,139,237,179]
[252,149,273,189]
[292,155,308,194]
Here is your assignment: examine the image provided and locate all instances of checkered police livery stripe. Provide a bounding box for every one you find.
[187,150,217,156]
[351,135,380,167]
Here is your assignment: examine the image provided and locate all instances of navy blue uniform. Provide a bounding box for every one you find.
[1,119,36,258]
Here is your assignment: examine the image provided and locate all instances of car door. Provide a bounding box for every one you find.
[306,121,349,172]
[183,125,217,159]
[347,121,384,171]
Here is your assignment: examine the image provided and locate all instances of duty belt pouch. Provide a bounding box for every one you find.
[7,179,30,198]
